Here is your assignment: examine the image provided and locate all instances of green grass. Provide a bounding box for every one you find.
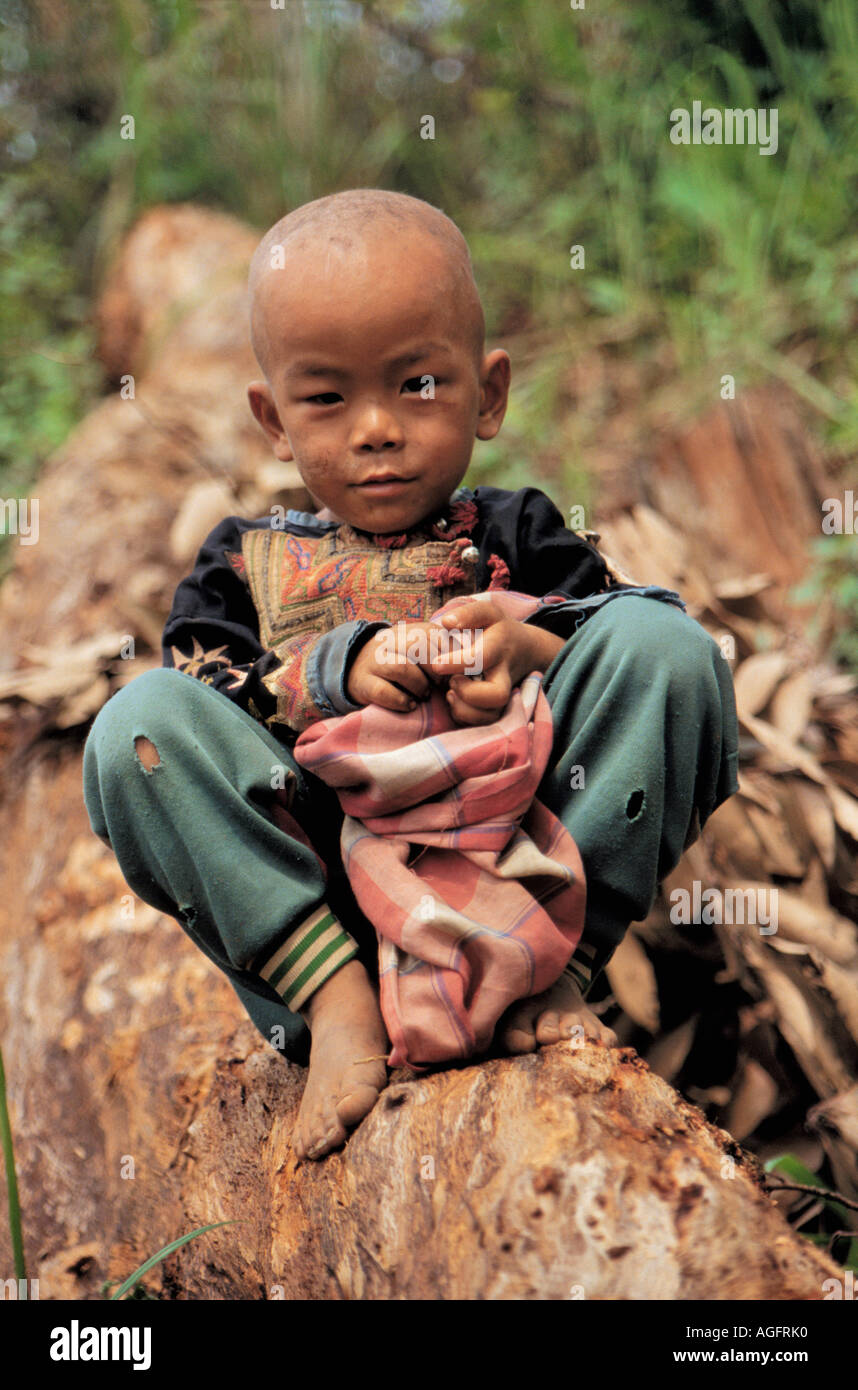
[101,1222,242,1301]
[0,0,854,643]
[5,0,858,495]
[790,532,858,676]
[0,1044,26,1289]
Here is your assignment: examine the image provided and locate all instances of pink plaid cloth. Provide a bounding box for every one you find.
[292,591,586,1068]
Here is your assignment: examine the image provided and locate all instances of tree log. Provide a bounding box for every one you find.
[0,748,841,1299]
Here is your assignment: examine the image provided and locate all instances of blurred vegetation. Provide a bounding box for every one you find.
[791,531,858,673]
[0,0,856,657]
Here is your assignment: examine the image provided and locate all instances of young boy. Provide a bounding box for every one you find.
[83,189,739,1162]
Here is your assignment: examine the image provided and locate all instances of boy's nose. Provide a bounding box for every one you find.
[349,403,405,451]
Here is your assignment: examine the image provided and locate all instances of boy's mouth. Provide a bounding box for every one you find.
[354,474,416,494]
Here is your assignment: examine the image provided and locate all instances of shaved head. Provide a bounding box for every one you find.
[248,188,485,382]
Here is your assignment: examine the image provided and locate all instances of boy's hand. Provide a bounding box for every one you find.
[427,599,564,726]
[346,620,444,713]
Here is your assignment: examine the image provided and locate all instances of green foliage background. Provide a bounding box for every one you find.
[1,0,856,650]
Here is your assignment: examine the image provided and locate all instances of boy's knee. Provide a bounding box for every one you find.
[85,668,193,774]
[589,595,724,693]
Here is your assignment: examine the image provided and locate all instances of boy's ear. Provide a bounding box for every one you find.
[475,349,511,442]
[247,381,294,461]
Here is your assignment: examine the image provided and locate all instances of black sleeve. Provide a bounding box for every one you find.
[473,485,611,599]
[161,515,281,725]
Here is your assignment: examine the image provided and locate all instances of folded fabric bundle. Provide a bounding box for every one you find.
[292,591,586,1068]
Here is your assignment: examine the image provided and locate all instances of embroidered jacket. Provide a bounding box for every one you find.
[161,484,677,740]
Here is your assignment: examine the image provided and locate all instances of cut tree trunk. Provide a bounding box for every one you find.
[0,752,842,1299]
[0,205,850,1300]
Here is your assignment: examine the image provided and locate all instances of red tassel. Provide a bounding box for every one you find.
[440,498,479,539]
[427,536,473,588]
[427,562,467,587]
[372,531,409,549]
[487,553,510,590]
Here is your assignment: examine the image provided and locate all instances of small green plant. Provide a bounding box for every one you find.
[101,1222,242,1300]
[765,1153,858,1272]
[0,1044,26,1291]
[790,532,858,676]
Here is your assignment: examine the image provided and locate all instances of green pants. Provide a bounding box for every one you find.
[82,595,738,1065]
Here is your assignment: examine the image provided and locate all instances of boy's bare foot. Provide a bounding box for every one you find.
[497,971,617,1054]
[293,959,390,1161]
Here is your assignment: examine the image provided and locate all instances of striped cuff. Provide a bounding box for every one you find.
[254,904,359,1013]
[563,938,599,998]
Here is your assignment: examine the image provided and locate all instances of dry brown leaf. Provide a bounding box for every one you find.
[813,672,858,701]
[733,651,792,718]
[169,479,238,564]
[819,758,858,799]
[735,932,854,1096]
[0,667,91,703]
[790,781,837,871]
[732,881,857,964]
[595,514,670,592]
[807,1086,858,1201]
[742,802,807,878]
[660,840,714,901]
[769,669,814,743]
[0,631,128,705]
[18,632,129,669]
[798,857,834,910]
[739,708,858,840]
[713,573,774,600]
[597,505,714,608]
[739,707,826,781]
[767,937,813,956]
[811,959,858,1047]
[704,796,768,878]
[703,600,768,651]
[724,1058,781,1141]
[255,459,306,506]
[604,929,660,1033]
[736,768,784,815]
[55,675,111,729]
[826,784,858,842]
[645,1015,698,1083]
[810,1085,858,1149]
[592,546,642,589]
[114,599,167,654]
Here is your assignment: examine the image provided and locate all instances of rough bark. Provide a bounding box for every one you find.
[0,204,851,1300]
[0,754,842,1299]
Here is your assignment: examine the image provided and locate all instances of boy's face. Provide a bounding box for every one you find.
[248,228,510,532]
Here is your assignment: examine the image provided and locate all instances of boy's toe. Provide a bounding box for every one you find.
[534,1009,561,1044]
[336,1080,384,1129]
[499,1002,537,1053]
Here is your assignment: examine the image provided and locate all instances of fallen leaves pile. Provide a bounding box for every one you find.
[595,505,858,1245]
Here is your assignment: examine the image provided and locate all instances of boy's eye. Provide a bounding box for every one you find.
[402,376,438,393]
[304,380,440,403]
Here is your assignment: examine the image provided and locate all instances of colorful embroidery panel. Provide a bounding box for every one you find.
[241,524,480,732]
[242,525,479,649]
